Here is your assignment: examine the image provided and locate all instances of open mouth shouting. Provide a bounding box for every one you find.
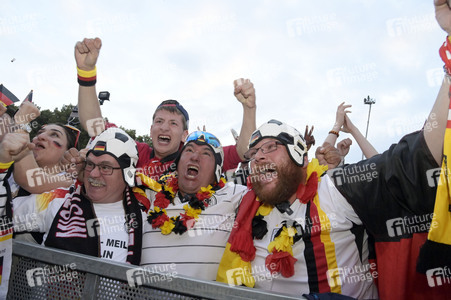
[33,141,46,150]
[186,164,199,179]
[157,135,171,145]
[252,163,278,183]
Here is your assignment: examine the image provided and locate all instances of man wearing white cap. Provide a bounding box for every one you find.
[13,128,146,264]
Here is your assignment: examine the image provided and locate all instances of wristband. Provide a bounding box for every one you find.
[0,161,14,169]
[77,66,97,86]
[329,130,339,137]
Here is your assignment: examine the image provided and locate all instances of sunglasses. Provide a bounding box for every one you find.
[63,124,81,148]
[185,131,221,148]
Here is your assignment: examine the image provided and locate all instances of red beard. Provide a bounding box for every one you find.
[251,159,306,206]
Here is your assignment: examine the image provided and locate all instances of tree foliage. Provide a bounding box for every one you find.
[29,104,151,149]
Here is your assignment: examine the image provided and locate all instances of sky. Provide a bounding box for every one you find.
[1,0,447,163]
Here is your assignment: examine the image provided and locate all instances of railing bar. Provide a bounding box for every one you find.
[12,240,299,300]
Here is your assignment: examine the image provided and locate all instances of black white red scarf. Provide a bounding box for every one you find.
[45,182,143,265]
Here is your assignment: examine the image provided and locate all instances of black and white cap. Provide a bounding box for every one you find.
[87,128,138,186]
[249,119,307,167]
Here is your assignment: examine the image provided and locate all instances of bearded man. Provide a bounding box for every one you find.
[217,120,378,299]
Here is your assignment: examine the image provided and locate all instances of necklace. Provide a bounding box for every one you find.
[252,204,304,277]
[147,173,226,235]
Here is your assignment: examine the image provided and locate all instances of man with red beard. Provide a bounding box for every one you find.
[217,120,379,299]
[217,23,451,297]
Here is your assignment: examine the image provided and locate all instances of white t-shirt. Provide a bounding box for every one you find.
[251,175,378,299]
[13,186,146,263]
[92,201,129,262]
[141,182,248,280]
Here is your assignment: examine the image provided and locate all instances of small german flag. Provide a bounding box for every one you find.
[0,84,19,106]
[23,90,33,102]
[93,141,106,152]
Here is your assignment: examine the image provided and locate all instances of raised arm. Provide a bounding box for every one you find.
[0,133,30,164]
[342,114,378,159]
[13,149,75,194]
[233,78,256,160]
[322,102,351,147]
[425,0,451,165]
[75,37,105,136]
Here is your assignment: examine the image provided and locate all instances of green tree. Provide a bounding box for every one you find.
[29,104,151,149]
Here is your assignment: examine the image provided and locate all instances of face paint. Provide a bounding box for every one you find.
[53,140,62,148]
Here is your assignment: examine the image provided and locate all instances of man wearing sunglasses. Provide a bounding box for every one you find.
[139,130,248,281]
[13,128,146,264]
[74,38,256,200]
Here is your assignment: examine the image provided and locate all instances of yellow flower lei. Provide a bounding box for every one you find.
[147,174,227,235]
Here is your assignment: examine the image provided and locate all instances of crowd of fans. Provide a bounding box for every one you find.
[1,1,451,299]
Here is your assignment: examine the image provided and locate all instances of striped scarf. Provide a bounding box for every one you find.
[216,159,329,288]
[45,182,143,265]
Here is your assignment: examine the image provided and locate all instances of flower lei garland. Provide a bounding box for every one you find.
[252,204,304,277]
[147,173,227,235]
[218,158,328,285]
[253,159,327,278]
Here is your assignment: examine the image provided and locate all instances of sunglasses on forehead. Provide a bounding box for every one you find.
[185,131,221,148]
[41,124,81,149]
[63,124,81,148]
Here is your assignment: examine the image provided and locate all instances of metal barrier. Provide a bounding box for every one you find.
[8,240,299,299]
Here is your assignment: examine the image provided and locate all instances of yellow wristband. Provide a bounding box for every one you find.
[77,66,97,78]
[0,161,14,169]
